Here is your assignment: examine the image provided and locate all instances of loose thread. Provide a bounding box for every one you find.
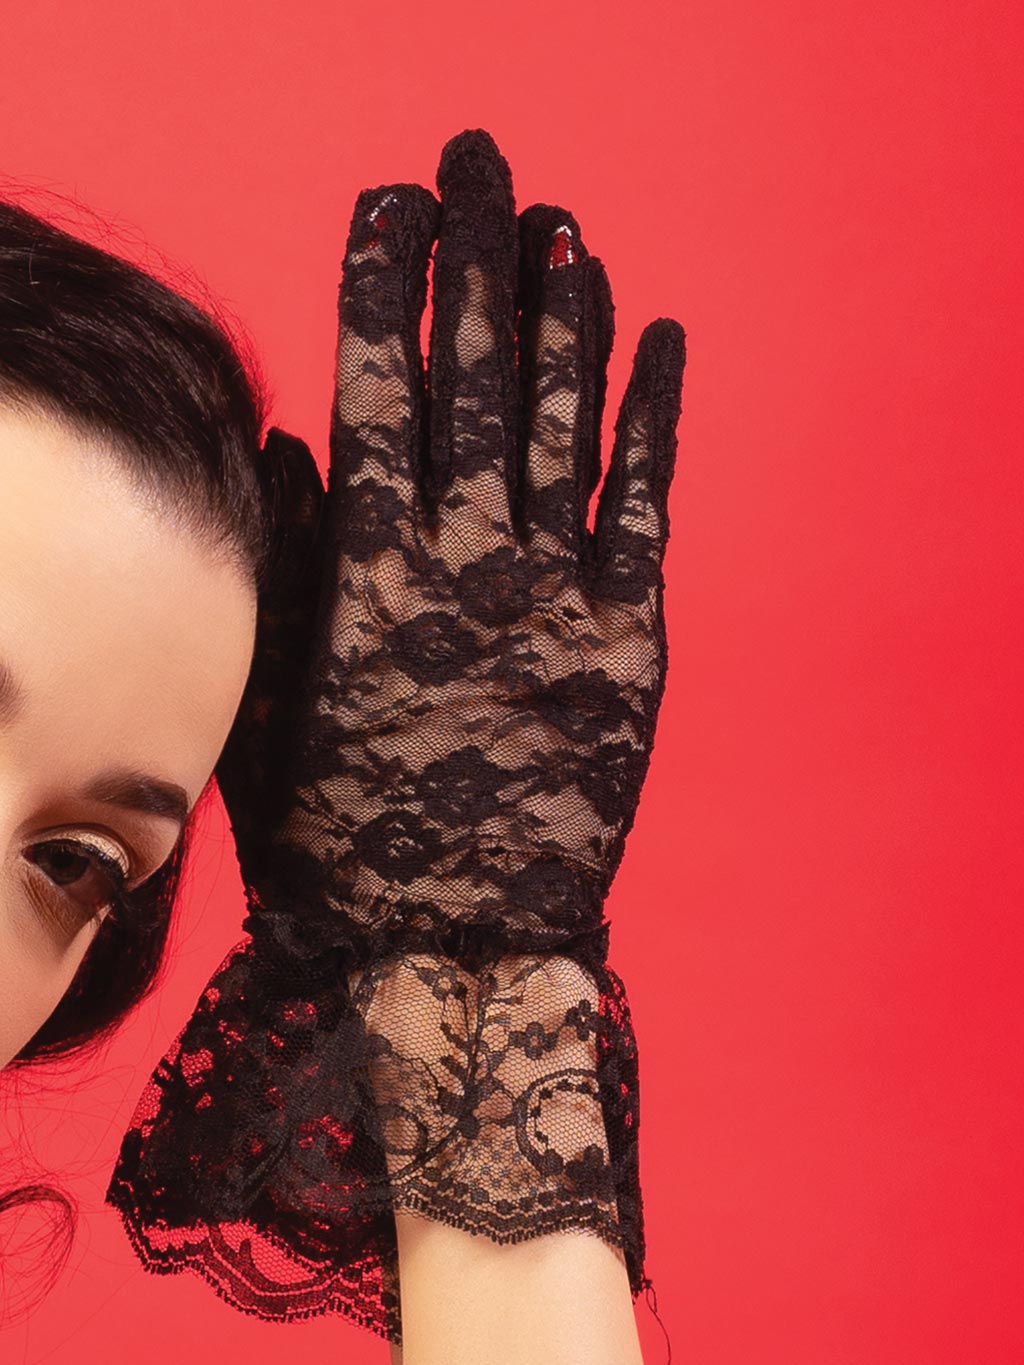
[640,1274,673,1365]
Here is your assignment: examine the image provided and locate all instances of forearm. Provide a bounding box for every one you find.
[390,1215,644,1365]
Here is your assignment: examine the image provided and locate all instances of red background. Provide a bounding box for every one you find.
[1,2,1022,1361]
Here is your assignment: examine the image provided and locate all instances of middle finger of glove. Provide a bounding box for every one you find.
[426,128,521,552]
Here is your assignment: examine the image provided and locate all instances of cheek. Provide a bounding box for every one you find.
[0,908,100,1070]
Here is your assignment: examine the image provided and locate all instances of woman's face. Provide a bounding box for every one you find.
[0,403,257,1069]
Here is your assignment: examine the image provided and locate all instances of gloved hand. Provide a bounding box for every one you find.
[106,128,686,1349]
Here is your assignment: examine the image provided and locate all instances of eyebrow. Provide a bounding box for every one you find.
[0,656,25,724]
[81,769,192,830]
[0,655,191,828]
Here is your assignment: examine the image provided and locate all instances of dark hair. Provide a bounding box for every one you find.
[0,192,273,1316]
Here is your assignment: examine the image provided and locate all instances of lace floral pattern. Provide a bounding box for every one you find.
[106,129,685,1346]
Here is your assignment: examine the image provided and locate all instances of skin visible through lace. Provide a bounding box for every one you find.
[105,130,685,1348]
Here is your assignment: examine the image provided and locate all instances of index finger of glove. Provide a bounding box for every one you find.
[327,182,440,561]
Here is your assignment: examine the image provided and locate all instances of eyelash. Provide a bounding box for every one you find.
[24,837,131,928]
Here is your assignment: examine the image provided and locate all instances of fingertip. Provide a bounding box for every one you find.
[344,183,440,267]
[265,427,322,489]
[436,128,513,198]
[636,317,686,383]
[518,204,589,269]
[627,320,687,460]
[263,425,309,459]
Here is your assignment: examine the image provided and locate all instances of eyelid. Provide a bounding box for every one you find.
[35,827,133,882]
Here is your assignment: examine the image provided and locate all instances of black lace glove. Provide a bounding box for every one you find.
[105,128,686,1347]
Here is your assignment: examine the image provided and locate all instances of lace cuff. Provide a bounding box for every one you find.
[104,912,648,1346]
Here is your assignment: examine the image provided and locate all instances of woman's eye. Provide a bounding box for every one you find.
[24,838,129,924]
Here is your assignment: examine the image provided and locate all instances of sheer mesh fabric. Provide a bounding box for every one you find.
[105,129,686,1346]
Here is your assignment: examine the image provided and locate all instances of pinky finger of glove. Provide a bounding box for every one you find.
[590,318,687,605]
